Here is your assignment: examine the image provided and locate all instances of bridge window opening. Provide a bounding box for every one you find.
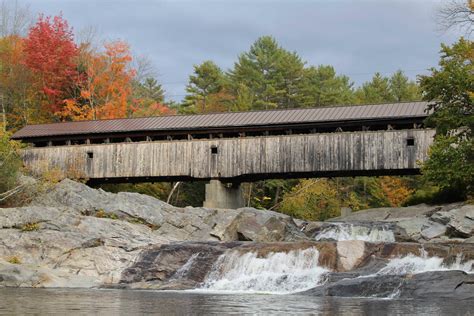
[86,151,94,159]
[211,146,218,155]
[406,138,415,146]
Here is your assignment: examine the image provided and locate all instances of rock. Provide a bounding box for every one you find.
[398,271,474,300]
[301,221,324,237]
[336,240,366,271]
[302,273,403,297]
[30,180,306,243]
[1,178,473,296]
[446,206,474,238]
[0,180,307,288]
[431,211,454,225]
[465,236,474,243]
[395,217,431,242]
[421,222,447,240]
[302,271,474,300]
[330,204,440,222]
[120,242,234,289]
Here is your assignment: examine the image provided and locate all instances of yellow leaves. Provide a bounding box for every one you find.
[379,176,413,207]
[280,179,341,221]
[55,99,93,121]
[279,176,414,221]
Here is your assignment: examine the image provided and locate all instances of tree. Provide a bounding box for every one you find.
[355,72,393,104]
[389,70,421,102]
[0,0,31,37]
[23,15,79,116]
[0,35,35,131]
[230,36,305,110]
[73,41,136,120]
[136,77,165,103]
[298,65,354,107]
[130,77,173,117]
[0,132,21,200]
[0,0,32,130]
[279,179,341,221]
[437,0,474,35]
[419,38,474,197]
[184,60,226,113]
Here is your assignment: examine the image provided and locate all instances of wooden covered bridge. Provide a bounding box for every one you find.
[12,101,435,208]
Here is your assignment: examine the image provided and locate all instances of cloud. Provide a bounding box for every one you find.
[28,0,458,101]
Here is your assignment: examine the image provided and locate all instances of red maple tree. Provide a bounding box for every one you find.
[23,14,79,114]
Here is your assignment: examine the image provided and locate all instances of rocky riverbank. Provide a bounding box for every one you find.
[0,179,473,299]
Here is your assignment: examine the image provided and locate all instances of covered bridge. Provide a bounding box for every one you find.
[12,101,435,208]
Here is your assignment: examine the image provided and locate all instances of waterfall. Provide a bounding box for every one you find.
[172,253,200,280]
[314,223,395,242]
[198,247,328,294]
[376,253,473,275]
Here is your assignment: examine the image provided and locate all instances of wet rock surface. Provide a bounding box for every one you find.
[117,240,473,295]
[302,271,474,300]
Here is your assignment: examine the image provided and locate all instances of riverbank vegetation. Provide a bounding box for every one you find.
[0,1,472,220]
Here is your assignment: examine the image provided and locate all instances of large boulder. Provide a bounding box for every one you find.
[302,271,474,300]
[0,180,307,288]
[31,179,306,243]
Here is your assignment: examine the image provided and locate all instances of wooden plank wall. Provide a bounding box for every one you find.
[22,129,436,181]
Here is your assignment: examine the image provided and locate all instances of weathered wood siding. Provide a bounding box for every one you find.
[22,129,436,181]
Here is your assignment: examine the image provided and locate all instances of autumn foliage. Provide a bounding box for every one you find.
[23,15,78,114]
[0,14,173,128]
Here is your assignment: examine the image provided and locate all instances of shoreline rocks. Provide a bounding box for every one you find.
[0,179,473,300]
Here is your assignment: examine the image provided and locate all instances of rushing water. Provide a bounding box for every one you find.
[314,223,396,242]
[1,288,473,315]
[199,248,328,294]
[376,253,473,276]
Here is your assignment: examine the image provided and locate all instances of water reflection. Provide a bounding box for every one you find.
[0,288,472,315]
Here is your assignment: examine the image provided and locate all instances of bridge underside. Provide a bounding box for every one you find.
[86,168,422,185]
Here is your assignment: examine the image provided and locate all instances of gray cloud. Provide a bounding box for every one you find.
[28,0,458,101]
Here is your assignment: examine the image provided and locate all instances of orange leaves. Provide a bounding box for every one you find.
[77,41,136,120]
[131,101,176,117]
[379,176,413,207]
[56,99,92,121]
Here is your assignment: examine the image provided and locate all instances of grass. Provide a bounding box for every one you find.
[7,256,21,264]
[21,222,40,231]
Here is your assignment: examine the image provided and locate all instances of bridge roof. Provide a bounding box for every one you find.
[12,101,429,140]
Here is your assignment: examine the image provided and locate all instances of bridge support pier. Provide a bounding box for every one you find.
[203,180,245,209]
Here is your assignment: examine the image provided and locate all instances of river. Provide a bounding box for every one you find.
[0,288,472,315]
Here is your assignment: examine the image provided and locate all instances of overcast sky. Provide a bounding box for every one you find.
[27,0,459,102]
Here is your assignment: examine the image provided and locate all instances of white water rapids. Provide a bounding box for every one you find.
[187,247,474,294]
[198,248,328,294]
[376,252,473,275]
[314,223,395,242]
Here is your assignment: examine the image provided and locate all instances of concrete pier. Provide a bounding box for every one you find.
[203,180,245,209]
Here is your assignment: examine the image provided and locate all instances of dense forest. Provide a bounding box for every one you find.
[0,2,472,220]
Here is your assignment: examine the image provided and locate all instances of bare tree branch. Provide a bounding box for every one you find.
[0,0,32,37]
[133,54,157,83]
[166,181,180,204]
[437,0,474,36]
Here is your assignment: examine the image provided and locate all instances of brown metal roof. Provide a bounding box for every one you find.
[11,101,429,139]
